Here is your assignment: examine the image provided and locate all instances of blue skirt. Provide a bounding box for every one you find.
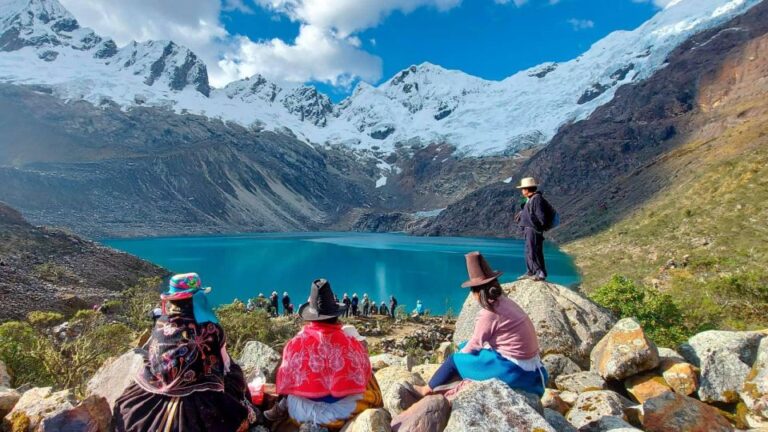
[453,345,548,396]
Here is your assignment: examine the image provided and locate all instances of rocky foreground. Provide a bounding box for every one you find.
[2,280,767,431]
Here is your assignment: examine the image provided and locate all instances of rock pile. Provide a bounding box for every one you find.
[3,280,766,431]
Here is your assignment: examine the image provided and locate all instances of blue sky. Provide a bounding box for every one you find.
[62,0,663,101]
[221,0,658,100]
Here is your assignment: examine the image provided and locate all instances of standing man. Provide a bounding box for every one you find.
[270,291,280,317]
[282,292,291,316]
[516,177,552,281]
[389,296,398,319]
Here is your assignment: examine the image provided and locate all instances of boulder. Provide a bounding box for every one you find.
[657,348,684,362]
[391,394,450,432]
[411,364,441,383]
[340,408,391,432]
[543,408,577,432]
[0,387,21,419]
[741,337,768,424]
[555,372,607,393]
[375,367,425,416]
[444,379,555,432]
[453,281,614,368]
[3,387,76,432]
[371,354,415,372]
[542,389,571,416]
[641,391,733,432]
[679,330,765,403]
[578,416,642,431]
[0,361,10,388]
[239,340,282,382]
[86,350,144,409]
[543,354,583,387]
[39,395,112,432]
[565,391,631,429]
[436,342,454,364]
[658,358,698,396]
[624,373,672,404]
[590,318,659,381]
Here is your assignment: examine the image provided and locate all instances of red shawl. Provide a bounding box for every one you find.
[276,322,372,398]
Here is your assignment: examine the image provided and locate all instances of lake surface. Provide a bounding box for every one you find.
[105,232,579,314]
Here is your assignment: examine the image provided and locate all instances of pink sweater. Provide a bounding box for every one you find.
[461,296,540,360]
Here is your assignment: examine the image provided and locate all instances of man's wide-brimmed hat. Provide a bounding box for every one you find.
[299,279,348,321]
[161,273,211,300]
[461,251,503,288]
[516,177,539,189]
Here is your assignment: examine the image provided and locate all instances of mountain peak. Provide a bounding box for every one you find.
[0,0,103,52]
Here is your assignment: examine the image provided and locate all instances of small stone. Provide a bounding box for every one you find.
[239,340,282,382]
[542,389,571,415]
[624,373,672,404]
[555,372,607,393]
[560,390,579,405]
[679,330,765,403]
[0,387,21,418]
[411,364,441,383]
[590,318,659,381]
[436,342,454,364]
[566,390,631,429]
[657,348,684,362]
[86,350,145,410]
[543,408,577,432]
[444,379,555,432]
[340,408,391,432]
[641,391,734,432]
[0,361,11,388]
[659,358,698,396]
[543,354,583,388]
[391,394,450,432]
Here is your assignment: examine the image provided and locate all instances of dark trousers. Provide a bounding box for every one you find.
[429,354,460,389]
[524,227,547,278]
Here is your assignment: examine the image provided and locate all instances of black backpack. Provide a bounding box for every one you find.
[530,195,560,231]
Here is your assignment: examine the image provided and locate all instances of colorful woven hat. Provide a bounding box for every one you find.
[162,273,211,300]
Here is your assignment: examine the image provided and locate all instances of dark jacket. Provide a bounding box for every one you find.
[518,192,548,232]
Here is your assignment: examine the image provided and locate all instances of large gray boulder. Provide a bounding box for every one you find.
[590,318,659,381]
[38,395,112,432]
[741,337,768,426]
[391,394,450,432]
[543,408,577,432]
[239,340,282,382]
[641,391,734,432]
[555,372,607,394]
[679,330,765,403]
[375,366,425,416]
[453,281,614,368]
[443,379,555,432]
[543,354,583,388]
[86,350,145,410]
[3,387,76,431]
[565,390,632,430]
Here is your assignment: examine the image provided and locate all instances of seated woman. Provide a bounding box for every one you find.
[114,273,256,432]
[416,252,548,397]
[274,279,382,431]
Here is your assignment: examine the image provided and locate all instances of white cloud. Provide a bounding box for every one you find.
[494,0,528,6]
[632,0,679,8]
[567,18,595,31]
[218,24,382,87]
[254,0,462,36]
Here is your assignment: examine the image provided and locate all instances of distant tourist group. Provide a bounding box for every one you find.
[112,178,555,431]
[245,290,404,319]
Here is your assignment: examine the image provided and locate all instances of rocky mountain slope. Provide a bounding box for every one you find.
[0,201,166,320]
[0,0,759,159]
[419,0,768,332]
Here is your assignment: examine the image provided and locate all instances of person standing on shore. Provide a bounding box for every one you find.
[389,296,398,319]
[362,294,370,316]
[515,177,557,282]
[282,292,291,316]
[270,291,279,316]
[351,293,360,317]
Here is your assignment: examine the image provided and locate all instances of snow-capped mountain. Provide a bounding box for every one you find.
[0,0,762,156]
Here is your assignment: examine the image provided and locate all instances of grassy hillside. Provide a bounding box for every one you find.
[564,34,768,333]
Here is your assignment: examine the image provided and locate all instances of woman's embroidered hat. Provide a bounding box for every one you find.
[299,279,348,321]
[162,273,211,300]
[461,251,503,288]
